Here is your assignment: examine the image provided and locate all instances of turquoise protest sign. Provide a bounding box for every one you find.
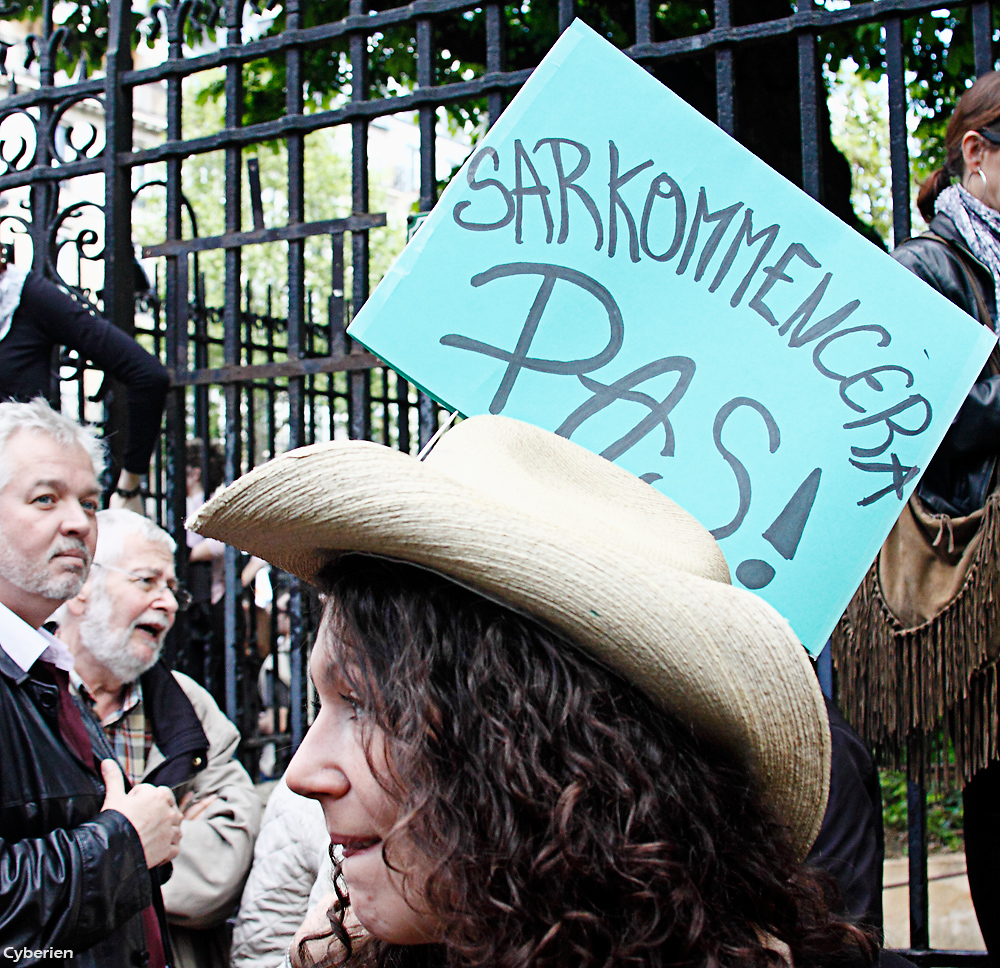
[348,19,996,655]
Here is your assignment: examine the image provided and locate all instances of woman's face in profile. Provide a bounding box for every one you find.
[284,609,441,945]
[964,132,1000,211]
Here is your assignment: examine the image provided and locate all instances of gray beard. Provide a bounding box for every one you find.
[0,532,91,603]
[78,589,163,683]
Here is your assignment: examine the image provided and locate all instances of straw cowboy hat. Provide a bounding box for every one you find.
[189,414,829,857]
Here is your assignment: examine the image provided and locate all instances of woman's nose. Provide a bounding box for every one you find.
[284,722,351,801]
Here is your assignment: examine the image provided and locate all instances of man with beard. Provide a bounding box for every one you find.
[0,397,183,968]
[55,509,262,968]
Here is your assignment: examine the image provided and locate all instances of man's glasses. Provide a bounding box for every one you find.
[94,562,193,611]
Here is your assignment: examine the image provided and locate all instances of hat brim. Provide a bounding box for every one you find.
[189,433,829,858]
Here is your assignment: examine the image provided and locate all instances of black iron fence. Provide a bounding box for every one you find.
[1,0,997,960]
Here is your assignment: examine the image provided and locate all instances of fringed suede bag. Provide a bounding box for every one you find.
[833,235,1000,784]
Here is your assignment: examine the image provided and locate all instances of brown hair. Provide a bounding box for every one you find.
[918,71,1000,222]
[299,554,874,968]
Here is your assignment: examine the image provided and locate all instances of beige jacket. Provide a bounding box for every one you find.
[143,672,263,968]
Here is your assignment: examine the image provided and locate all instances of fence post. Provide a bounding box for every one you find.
[102,0,136,481]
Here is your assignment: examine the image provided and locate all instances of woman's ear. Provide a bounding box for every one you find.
[962,130,987,178]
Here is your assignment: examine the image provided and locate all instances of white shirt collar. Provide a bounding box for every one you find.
[0,600,75,673]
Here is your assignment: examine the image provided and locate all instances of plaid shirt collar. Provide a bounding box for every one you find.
[71,674,151,785]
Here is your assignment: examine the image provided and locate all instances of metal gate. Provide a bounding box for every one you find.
[1,0,995,960]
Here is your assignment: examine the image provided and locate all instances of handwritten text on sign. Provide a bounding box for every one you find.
[348,21,995,654]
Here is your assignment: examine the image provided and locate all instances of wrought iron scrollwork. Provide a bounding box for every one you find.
[47,199,106,299]
[142,0,222,48]
[0,201,34,265]
[0,107,39,176]
[49,93,107,164]
[22,35,38,71]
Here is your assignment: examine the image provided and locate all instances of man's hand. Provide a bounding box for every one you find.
[178,790,218,822]
[100,759,183,868]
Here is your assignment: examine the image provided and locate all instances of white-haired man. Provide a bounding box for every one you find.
[56,508,263,968]
[0,398,183,968]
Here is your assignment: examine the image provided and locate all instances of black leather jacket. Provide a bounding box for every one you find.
[893,213,1000,516]
[0,644,157,968]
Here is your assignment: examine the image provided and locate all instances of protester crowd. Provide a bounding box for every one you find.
[3,68,1000,968]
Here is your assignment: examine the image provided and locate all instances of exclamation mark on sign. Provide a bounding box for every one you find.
[735,468,822,590]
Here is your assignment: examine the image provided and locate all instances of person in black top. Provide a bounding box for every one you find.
[0,254,169,509]
[835,70,1000,964]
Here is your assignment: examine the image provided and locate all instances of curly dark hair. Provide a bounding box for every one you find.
[299,554,873,968]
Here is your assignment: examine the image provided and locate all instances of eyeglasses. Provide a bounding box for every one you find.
[979,129,1000,145]
[94,562,193,611]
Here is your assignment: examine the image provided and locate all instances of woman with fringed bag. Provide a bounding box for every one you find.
[833,71,1000,959]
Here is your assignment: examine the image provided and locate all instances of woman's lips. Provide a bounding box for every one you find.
[332,834,381,858]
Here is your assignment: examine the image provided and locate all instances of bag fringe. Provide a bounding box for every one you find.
[832,492,1000,786]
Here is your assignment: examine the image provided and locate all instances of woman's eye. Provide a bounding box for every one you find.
[340,693,362,718]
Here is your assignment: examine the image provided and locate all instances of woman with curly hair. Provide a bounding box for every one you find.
[189,415,875,968]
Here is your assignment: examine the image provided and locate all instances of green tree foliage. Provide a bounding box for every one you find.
[880,769,965,854]
[132,70,405,318]
[824,5,990,181]
[828,60,926,247]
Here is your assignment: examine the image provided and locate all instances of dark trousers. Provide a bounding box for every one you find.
[964,759,1000,966]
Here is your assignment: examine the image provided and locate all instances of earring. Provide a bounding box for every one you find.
[976,168,989,194]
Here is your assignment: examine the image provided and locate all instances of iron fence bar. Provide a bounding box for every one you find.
[142,214,387,256]
[885,15,912,249]
[112,72,536,171]
[485,4,505,127]
[1,76,105,111]
[329,235,347,437]
[635,0,651,46]
[972,1,994,77]
[163,0,187,584]
[330,235,346,359]
[348,0,371,446]
[907,733,930,951]
[28,0,54,277]
[286,0,306,457]
[102,0,138,486]
[886,26,921,951]
[559,0,575,34]
[714,0,734,136]
[168,353,384,387]
[415,16,439,451]
[162,255,189,670]
[284,0,308,762]
[243,292,256,528]
[158,34,197,670]
[221,0,244,723]
[418,18,436,216]
[797,28,820,201]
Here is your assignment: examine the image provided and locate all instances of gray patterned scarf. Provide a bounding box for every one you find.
[935,183,1000,322]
